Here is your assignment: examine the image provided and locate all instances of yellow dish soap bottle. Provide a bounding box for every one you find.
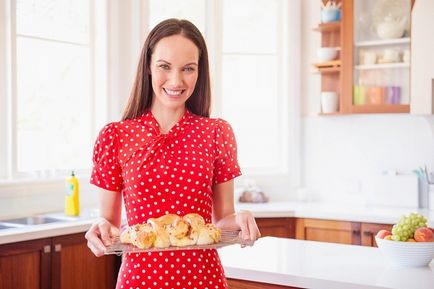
[65,171,80,216]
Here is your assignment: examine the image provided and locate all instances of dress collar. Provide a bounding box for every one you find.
[140,109,193,137]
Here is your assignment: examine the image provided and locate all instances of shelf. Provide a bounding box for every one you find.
[313,21,341,33]
[355,38,410,47]
[351,104,410,114]
[318,111,342,116]
[317,67,341,73]
[354,62,410,70]
[314,60,341,69]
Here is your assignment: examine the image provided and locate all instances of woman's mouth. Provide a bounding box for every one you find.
[164,88,185,97]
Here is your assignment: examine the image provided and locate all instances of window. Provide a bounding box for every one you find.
[148,0,206,33]
[221,0,287,174]
[0,0,300,198]
[148,0,294,175]
[0,0,108,180]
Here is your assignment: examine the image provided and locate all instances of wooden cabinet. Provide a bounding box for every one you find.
[315,0,417,114]
[361,222,393,247]
[295,218,392,246]
[0,233,118,289]
[255,218,295,239]
[351,0,414,114]
[295,218,361,245]
[0,238,51,289]
[227,278,301,289]
[314,0,353,115]
[52,233,117,289]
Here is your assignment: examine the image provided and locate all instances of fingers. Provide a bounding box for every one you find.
[99,219,114,246]
[247,217,261,241]
[85,223,106,257]
[85,218,117,257]
[236,210,261,244]
[238,215,251,240]
[111,226,120,239]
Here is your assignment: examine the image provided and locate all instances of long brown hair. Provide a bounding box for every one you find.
[122,19,211,120]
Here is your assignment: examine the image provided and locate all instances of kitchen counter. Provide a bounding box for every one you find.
[235,201,434,226]
[0,211,98,245]
[219,237,434,289]
[1,202,433,245]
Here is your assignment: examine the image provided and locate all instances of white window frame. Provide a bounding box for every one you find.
[0,0,111,193]
[0,0,301,202]
[204,0,301,197]
[141,0,301,197]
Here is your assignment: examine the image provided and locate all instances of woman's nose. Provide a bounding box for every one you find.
[168,71,183,86]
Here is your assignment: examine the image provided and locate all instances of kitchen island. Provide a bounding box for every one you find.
[219,237,434,289]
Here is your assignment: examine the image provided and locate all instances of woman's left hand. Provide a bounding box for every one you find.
[235,210,261,244]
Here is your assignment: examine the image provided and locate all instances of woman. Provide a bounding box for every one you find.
[85,18,261,288]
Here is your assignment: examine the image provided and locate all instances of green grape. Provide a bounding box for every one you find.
[390,213,428,241]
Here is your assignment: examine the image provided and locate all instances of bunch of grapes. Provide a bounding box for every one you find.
[391,213,428,241]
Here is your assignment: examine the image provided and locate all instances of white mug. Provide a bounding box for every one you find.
[383,49,400,62]
[403,50,410,63]
[321,91,339,113]
[362,51,377,65]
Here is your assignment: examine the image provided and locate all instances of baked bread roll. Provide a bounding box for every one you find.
[120,228,131,244]
[149,214,181,227]
[197,223,221,245]
[128,223,156,249]
[120,213,221,249]
[167,218,198,247]
[183,213,206,228]
[147,216,174,248]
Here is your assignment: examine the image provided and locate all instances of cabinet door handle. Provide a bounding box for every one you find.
[43,245,51,254]
[54,244,62,252]
[363,231,372,236]
[352,230,360,235]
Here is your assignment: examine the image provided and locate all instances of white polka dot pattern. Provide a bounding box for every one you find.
[90,110,241,288]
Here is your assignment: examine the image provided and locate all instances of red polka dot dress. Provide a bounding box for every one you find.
[90,110,241,289]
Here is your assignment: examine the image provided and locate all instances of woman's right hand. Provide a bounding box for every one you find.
[85,218,119,257]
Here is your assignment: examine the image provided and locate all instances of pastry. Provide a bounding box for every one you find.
[128,223,156,249]
[197,223,221,245]
[147,217,172,248]
[120,213,221,249]
[120,228,131,244]
[183,213,206,228]
[167,218,199,247]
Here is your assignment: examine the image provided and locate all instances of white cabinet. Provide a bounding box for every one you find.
[410,0,434,114]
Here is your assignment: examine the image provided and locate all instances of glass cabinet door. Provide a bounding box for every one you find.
[353,0,411,113]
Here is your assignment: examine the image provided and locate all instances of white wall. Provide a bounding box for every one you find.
[300,0,434,206]
[410,0,434,114]
[301,115,434,204]
[301,0,321,117]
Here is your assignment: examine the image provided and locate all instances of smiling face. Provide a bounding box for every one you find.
[149,34,200,113]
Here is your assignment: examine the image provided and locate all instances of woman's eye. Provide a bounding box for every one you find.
[183,67,195,72]
[159,64,170,70]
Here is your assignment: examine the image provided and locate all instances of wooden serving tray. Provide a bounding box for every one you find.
[104,230,254,256]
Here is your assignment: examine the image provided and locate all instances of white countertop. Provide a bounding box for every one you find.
[235,201,434,226]
[1,202,433,245]
[219,237,434,289]
[0,211,97,245]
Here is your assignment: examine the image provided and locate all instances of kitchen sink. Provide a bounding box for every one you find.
[0,223,22,230]
[0,215,73,226]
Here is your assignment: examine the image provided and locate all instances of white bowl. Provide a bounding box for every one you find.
[375,237,434,267]
[317,47,338,62]
[321,8,341,23]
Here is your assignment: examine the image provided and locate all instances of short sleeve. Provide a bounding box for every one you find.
[90,123,122,192]
[213,119,242,185]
